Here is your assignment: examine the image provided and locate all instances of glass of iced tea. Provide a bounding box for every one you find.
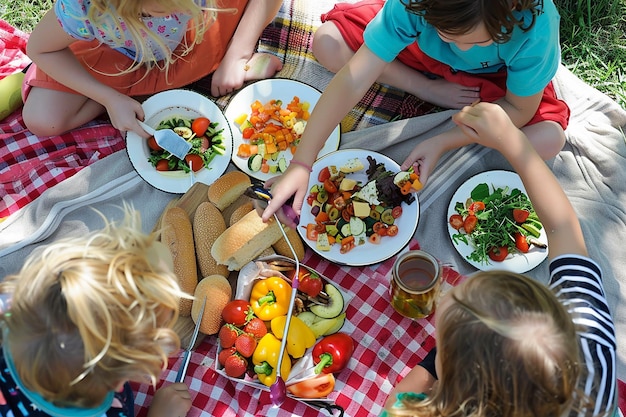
[389,250,442,319]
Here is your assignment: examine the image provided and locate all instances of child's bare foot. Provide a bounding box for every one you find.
[243,53,283,81]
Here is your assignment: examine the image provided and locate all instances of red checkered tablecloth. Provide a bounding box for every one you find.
[131,240,466,417]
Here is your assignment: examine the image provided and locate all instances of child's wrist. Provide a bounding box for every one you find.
[289,158,313,172]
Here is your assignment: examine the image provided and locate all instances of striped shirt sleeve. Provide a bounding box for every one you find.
[549,254,617,417]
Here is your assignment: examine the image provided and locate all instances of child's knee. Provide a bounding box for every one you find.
[523,121,566,160]
[312,23,348,71]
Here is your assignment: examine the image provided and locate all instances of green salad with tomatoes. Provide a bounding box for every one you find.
[448,182,546,264]
[147,115,226,173]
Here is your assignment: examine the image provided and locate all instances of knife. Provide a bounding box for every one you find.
[176,296,207,383]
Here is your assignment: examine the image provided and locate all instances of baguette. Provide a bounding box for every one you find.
[272,226,306,261]
[161,207,198,316]
[211,209,284,270]
[207,170,251,211]
[229,201,254,226]
[193,201,229,278]
[192,275,232,335]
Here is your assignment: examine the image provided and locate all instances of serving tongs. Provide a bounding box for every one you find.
[246,184,301,407]
[176,296,207,383]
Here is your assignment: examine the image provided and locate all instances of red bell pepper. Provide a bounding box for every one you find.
[313,333,355,374]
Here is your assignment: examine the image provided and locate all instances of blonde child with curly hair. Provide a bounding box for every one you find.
[0,207,192,416]
[22,0,283,137]
[382,103,617,417]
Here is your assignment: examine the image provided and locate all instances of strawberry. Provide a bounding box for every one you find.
[224,353,248,378]
[218,324,240,349]
[218,346,237,366]
[235,333,257,358]
[243,317,268,339]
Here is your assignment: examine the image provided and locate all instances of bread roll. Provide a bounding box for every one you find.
[207,171,251,211]
[211,209,284,270]
[161,207,197,316]
[229,201,254,226]
[192,275,232,335]
[272,226,306,261]
[193,201,229,278]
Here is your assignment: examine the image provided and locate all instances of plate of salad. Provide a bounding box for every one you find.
[447,170,548,273]
[299,149,421,266]
[126,89,233,194]
[224,79,341,181]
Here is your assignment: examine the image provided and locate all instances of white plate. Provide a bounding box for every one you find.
[126,89,233,194]
[447,170,548,273]
[224,79,341,181]
[299,149,420,266]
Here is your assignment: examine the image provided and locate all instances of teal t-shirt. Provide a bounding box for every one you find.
[380,392,428,416]
[363,0,561,97]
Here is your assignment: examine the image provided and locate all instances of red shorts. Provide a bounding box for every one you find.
[321,0,570,129]
[22,0,248,100]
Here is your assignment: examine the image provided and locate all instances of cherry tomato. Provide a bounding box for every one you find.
[488,246,509,262]
[340,242,354,254]
[372,221,385,234]
[318,166,331,183]
[514,232,530,253]
[323,178,338,194]
[191,117,210,137]
[368,233,382,244]
[222,299,253,326]
[333,195,346,211]
[156,159,170,171]
[468,201,486,215]
[147,136,162,151]
[242,127,255,139]
[391,206,403,218]
[341,208,351,222]
[184,154,204,172]
[387,224,399,236]
[463,214,478,234]
[449,214,464,230]
[306,194,316,206]
[513,208,530,223]
[305,223,319,241]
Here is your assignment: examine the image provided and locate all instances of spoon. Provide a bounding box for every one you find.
[137,119,192,160]
[269,213,300,407]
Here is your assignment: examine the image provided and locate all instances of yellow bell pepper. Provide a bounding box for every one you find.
[253,333,292,386]
[250,277,291,321]
[270,315,316,359]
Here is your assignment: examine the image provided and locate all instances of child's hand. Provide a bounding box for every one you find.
[452,102,519,153]
[260,164,311,226]
[103,93,146,137]
[419,78,480,109]
[146,383,192,417]
[400,138,446,187]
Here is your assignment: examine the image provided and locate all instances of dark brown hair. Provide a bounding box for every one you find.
[401,0,541,43]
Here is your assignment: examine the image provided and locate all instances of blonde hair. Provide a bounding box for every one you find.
[87,0,236,76]
[0,206,187,409]
[387,271,581,417]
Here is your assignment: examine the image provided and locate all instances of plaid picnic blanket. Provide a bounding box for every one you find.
[0,0,437,220]
[130,239,466,417]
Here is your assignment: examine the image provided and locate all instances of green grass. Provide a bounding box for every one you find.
[2,0,625,109]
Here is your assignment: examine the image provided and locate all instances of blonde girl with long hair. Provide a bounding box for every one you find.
[22,0,283,138]
[380,103,617,417]
[0,206,193,417]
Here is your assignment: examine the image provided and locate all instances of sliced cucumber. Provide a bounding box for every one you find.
[349,217,365,236]
[278,157,288,173]
[248,154,263,172]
